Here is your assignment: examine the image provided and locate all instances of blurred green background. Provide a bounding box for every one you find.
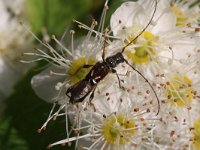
[0,0,124,149]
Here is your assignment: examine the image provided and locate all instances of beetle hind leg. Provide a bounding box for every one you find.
[88,85,97,112]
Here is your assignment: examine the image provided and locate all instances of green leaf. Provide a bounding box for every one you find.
[0,117,28,150]
[25,0,101,35]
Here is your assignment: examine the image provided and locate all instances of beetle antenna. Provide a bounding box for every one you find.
[124,59,160,115]
[121,0,158,53]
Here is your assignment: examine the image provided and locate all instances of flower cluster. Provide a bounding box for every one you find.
[0,0,33,113]
[23,0,200,149]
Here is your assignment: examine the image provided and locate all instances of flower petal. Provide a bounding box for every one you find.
[31,65,67,103]
[110,1,146,35]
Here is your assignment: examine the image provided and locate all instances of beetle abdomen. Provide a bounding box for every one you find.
[69,80,94,103]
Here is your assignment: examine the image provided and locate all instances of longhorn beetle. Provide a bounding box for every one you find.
[66,0,160,115]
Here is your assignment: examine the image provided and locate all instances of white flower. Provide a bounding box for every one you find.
[29,30,103,128]
[158,52,200,111]
[151,108,200,150]
[108,1,200,146]
[22,0,200,149]
[24,10,119,138]
[48,101,160,149]
[29,34,102,103]
[0,0,33,112]
[39,52,161,149]
[0,0,32,61]
[150,51,200,149]
[110,0,198,76]
[170,0,200,27]
[28,27,161,150]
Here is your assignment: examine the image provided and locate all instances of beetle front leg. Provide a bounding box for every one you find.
[82,64,93,68]
[66,86,73,98]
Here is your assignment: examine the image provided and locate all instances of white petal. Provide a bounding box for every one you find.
[110,0,176,36]
[110,2,146,35]
[151,0,176,34]
[31,65,67,103]
[159,36,197,66]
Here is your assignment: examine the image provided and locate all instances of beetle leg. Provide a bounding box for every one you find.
[66,86,73,98]
[69,65,93,76]
[88,85,97,112]
[82,64,93,68]
[111,69,125,90]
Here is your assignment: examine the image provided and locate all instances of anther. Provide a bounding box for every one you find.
[51,35,56,39]
[47,144,52,149]
[70,30,75,34]
[195,28,200,32]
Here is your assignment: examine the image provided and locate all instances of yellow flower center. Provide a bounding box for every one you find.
[166,75,194,107]
[192,118,200,150]
[68,57,95,84]
[125,31,157,64]
[171,4,188,26]
[102,114,136,145]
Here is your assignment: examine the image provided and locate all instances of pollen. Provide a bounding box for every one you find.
[68,57,95,84]
[125,31,157,64]
[102,114,136,145]
[166,75,194,107]
[171,4,188,26]
[192,118,200,150]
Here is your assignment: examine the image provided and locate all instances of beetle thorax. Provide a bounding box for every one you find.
[105,52,124,68]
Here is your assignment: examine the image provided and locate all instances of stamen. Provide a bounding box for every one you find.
[87,136,104,150]
[192,118,200,149]
[39,104,65,132]
[165,75,194,107]
[86,19,97,41]
[98,0,109,33]
[52,35,73,57]
[102,114,136,145]
[48,133,101,148]
[70,30,75,54]
[73,20,118,39]
[49,70,67,76]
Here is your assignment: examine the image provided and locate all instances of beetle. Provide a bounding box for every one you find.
[66,0,160,115]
